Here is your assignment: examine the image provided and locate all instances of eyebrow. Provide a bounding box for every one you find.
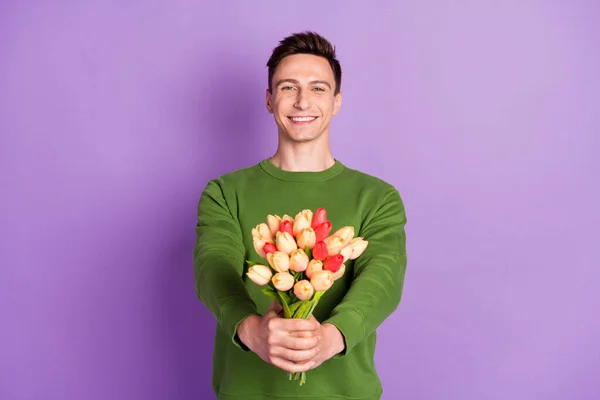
[276,79,332,89]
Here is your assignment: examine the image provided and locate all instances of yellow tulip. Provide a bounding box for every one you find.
[267,251,290,273]
[293,209,313,237]
[324,235,345,256]
[332,263,345,281]
[267,214,282,236]
[349,237,369,259]
[294,280,315,300]
[296,227,317,250]
[310,270,334,291]
[272,271,295,291]
[289,249,309,272]
[305,259,323,279]
[246,264,273,286]
[332,226,355,246]
[275,231,297,255]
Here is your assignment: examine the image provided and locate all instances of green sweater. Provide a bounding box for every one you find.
[193,158,408,400]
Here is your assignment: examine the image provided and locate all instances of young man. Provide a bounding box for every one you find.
[193,31,408,400]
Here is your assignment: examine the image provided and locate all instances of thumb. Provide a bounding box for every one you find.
[266,300,283,316]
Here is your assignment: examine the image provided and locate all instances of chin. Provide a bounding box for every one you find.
[286,130,323,143]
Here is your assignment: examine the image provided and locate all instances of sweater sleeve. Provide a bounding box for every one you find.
[193,179,258,351]
[323,188,408,357]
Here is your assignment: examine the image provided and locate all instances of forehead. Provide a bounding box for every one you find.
[273,54,335,84]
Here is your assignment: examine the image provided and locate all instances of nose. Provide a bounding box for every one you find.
[294,89,310,110]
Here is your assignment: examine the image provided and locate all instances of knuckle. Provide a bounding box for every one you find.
[268,346,278,357]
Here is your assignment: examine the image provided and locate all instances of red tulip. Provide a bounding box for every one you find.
[263,242,277,255]
[312,241,328,261]
[314,221,332,242]
[311,208,327,229]
[279,220,293,236]
[324,254,344,273]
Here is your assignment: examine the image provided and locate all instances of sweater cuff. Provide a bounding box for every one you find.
[220,297,258,352]
[323,309,365,358]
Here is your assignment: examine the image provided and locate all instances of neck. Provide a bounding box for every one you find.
[271,133,335,172]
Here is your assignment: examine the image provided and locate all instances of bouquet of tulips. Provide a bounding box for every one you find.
[245,207,368,386]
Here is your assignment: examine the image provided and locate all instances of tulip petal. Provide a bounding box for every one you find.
[314,222,332,243]
[279,220,293,236]
[324,254,344,273]
[311,208,327,230]
[312,241,328,261]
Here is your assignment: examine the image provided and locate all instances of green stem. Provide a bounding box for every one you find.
[287,297,322,385]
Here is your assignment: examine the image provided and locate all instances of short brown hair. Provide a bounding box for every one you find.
[267,31,342,94]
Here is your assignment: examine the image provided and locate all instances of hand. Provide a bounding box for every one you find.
[237,301,321,373]
[303,315,345,370]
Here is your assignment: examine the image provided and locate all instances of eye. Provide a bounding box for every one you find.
[281,86,295,91]
[313,87,326,92]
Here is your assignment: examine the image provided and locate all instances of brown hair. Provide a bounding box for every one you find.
[267,31,342,94]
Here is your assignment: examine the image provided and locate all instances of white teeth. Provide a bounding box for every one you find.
[291,117,316,122]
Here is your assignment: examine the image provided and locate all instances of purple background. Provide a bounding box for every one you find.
[1,1,599,399]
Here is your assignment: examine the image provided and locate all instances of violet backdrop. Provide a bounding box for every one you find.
[1,1,599,399]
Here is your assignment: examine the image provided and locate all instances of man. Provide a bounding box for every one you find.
[193,31,408,400]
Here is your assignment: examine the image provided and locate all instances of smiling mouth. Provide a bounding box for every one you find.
[289,116,318,125]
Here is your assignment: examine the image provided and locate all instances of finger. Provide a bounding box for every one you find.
[282,318,320,332]
[270,357,314,374]
[290,330,315,338]
[276,334,319,350]
[267,301,283,313]
[276,347,319,363]
[264,309,279,320]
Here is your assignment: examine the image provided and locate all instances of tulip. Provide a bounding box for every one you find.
[246,264,272,286]
[349,237,369,259]
[253,223,274,243]
[314,221,332,243]
[279,220,293,236]
[340,245,353,262]
[293,209,313,237]
[275,231,297,255]
[332,263,345,281]
[289,249,309,272]
[272,271,295,291]
[267,251,290,272]
[305,259,323,279]
[263,242,277,255]
[324,235,345,256]
[281,214,294,231]
[267,214,282,236]
[324,254,344,273]
[253,238,268,258]
[252,223,275,257]
[294,280,315,301]
[310,270,334,291]
[332,226,355,246]
[311,208,327,230]
[312,241,328,261]
[296,227,317,250]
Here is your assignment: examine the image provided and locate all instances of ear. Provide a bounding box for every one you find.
[266,89,274,114]
[332,91,342,116]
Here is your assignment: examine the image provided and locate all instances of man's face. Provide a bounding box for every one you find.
[266,54,342,143]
